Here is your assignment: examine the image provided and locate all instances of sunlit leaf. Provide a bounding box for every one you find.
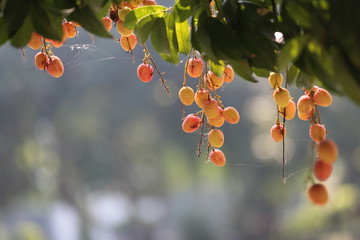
[174,19,190,54]
[278,35,308,70]
[124,5,168,30]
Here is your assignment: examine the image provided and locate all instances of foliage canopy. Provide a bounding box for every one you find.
[0,0,359,104]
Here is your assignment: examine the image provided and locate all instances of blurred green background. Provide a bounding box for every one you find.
[0,6,360,240]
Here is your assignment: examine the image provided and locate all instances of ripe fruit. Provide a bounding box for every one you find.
[273,88,291,107]
[120,33,137,51]
[137,63,153,82]
[186,57,204,78]
[143,0,157,5]
[317,139,338,164]
[268,72,283,88]
[223,65,234,83]
[313,159,333,181]
[64,22,76,38]
[47,56,64,78]
[207,115,225,128]
[194,89,210,108]
[102,17,113,32]
[34,52,49,70]
[203,99,222,118]
[308,183,329,206]
[206,71,224,90]
[208,129,224,148]
[182,114,202,133]
[129,0,143,7]
[50,40,64,48]
[278,100,296,120]
[297,95,314,117]
[116,20,133,36]
[270,124,286,142]
[222,106,240,124]
[178,86,195,106]
[27,32,43,50]
[209,149,226,167]
[309,124,326,143]
[118,7,132,22]
[298,110,313,121]
[313,88,332,107]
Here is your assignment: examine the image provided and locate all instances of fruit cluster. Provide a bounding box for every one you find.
[180,56,240,167]
[297,86,338,206]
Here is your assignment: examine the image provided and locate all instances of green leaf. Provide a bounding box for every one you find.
[228,60,258,82]
[278,35,308,70]
[0,18,9,46]
[124,5,168,30]
[69,6,112,38]
[133,14,157,44]
[31,6,63,41]
[174,19,190,54]
[283,0,312,29]
[10,14,33,47]
[151,17,170,54]
[172,1,191,22]
[3,0,31,36]
[296,70,315,89]
[252,67,269,78]
[286,64,300,85]
[159,14,180,64]
[209,60,225,77]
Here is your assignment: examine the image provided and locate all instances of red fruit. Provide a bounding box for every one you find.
[317,139,338,164]
[297,95,314,115]
[194,89,210,108]
[308,183,329,206]
[102,17,113,32]
[120,34,137,51]
[143,0,157,5]
[28,32,43,50]
[186,57,204,78]
[203,99,222,118]
[47,56,64,78]
[64,22,77,38]
[182,114,202,133]
[137,63,153,82]
[313,88,332,107]
[206,71,224,90]
[34,52,49,70]
[222,106,240,124]
[309,124,326,143]
[209,149,226,167]
[279,100,296,120]
[270,124,286,142]
[223,65,234,83]
[313,159,333,181]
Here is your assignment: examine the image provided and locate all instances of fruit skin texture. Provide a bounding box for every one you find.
[102,17,113,32]
[137,63,153,83]
[186,57,204,78]
[28,32,43,50]
[195,89,210,108]
[309,124,326,143]
[34,52,49,70]
[279,100,296,120]
[317,139,338,164]
[207,115,225,128]
[268,72,283,88]
[116,20,133,36]
[64,22,77,38]
[297,95,314,121]
[313,88,332,107]
[178,86,195,106]
[223,65,234,83]
[206,71,224,90]
[120,34,137,51]
[314,159,333,181]
[182,114,202,133]
[203,99,222,118]
[47,56,64,78]
[308,183,329,206]
[270,124,286,142]
[208,129,224,148]
[222,106,240,124]
[209,149,226,167]
[273,88,291,108]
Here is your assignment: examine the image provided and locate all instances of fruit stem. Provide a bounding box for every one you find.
[143,43,171,95]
